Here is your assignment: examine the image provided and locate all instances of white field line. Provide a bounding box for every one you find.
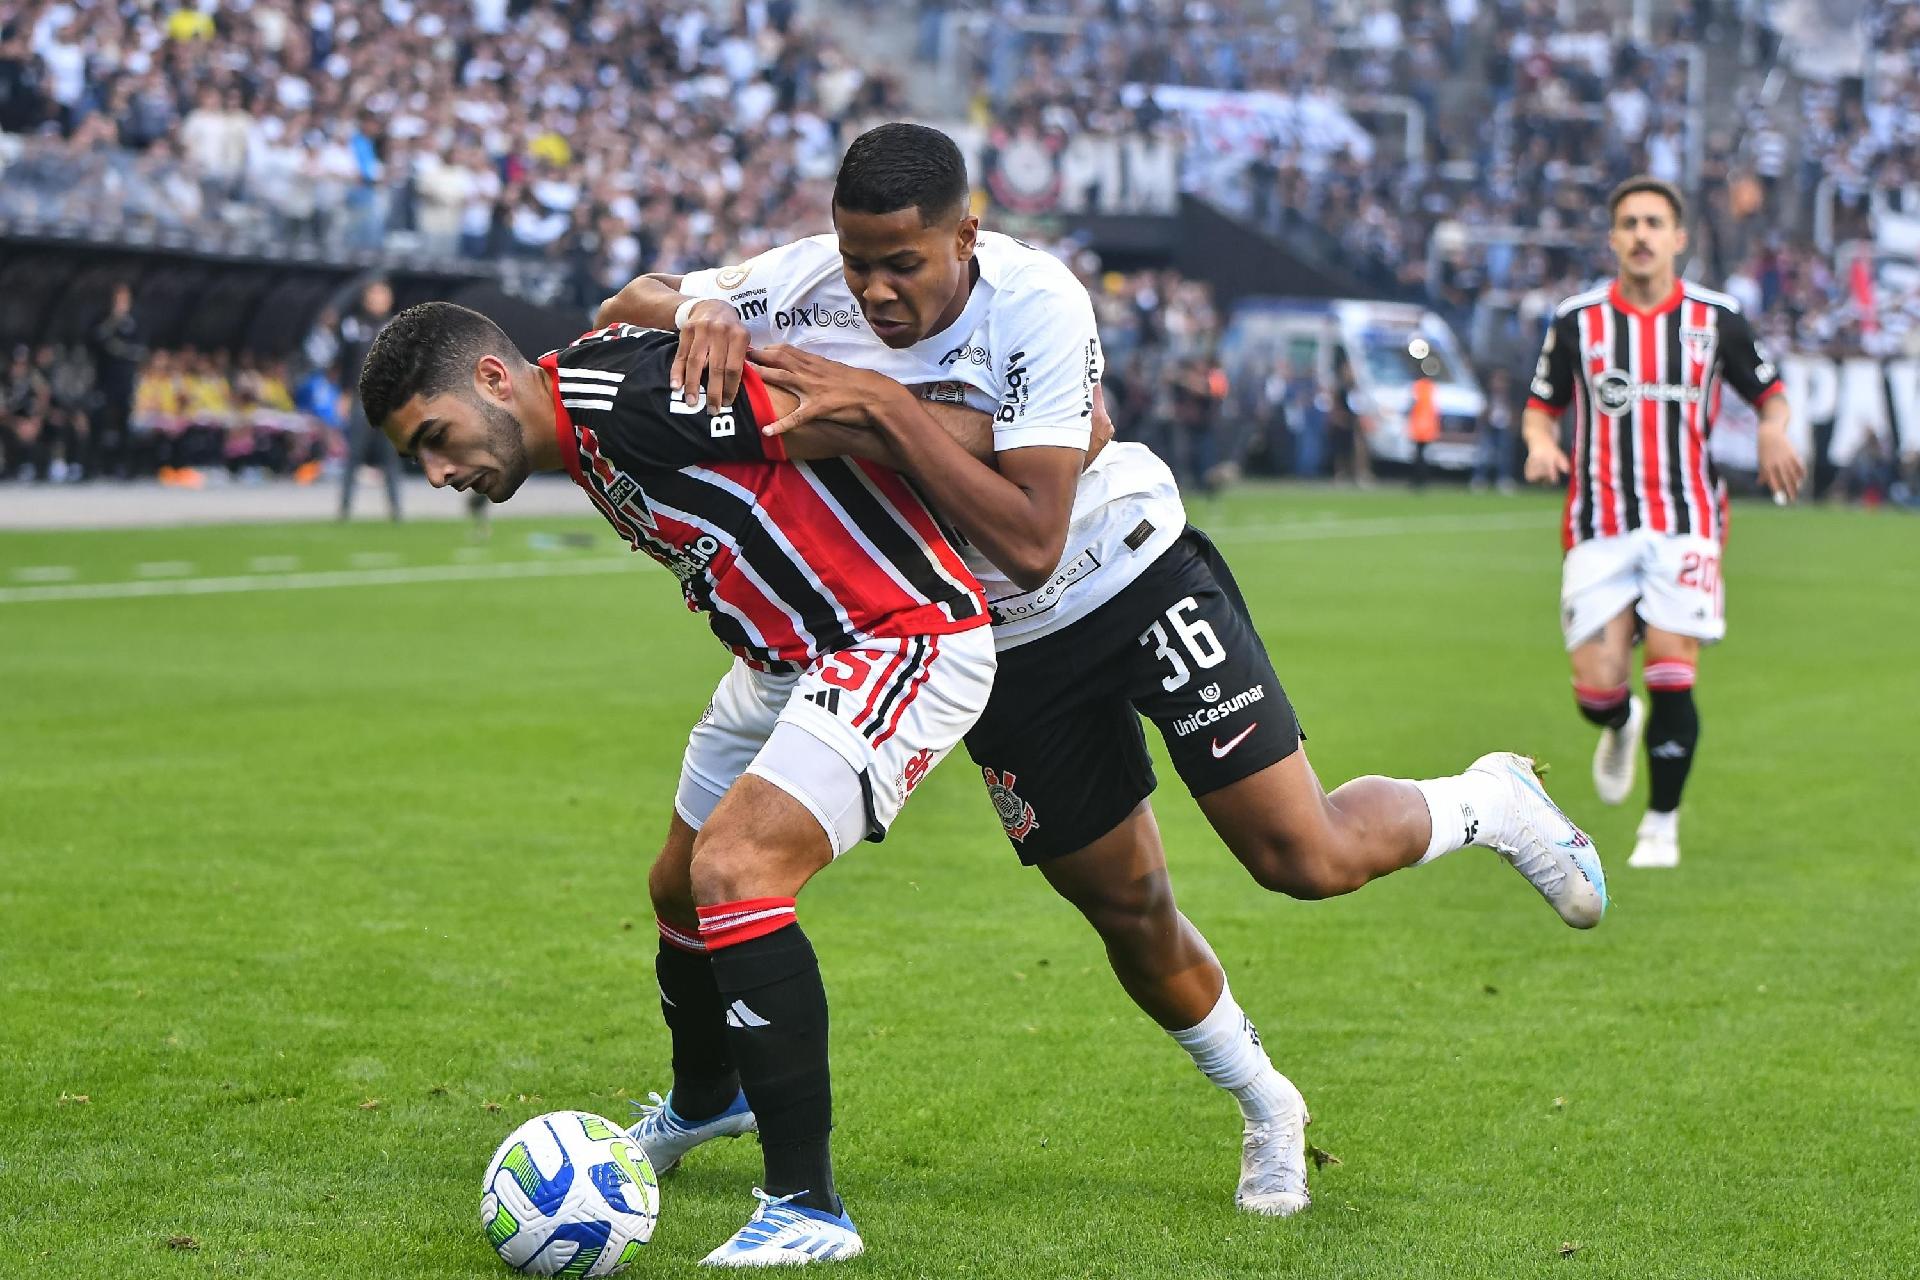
[0,510,1553,607]
[10,565,77,583]
[0,557,635,605]
[347,551,401,568]
[247,555,300,572]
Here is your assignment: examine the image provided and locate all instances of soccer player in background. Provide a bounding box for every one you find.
[601,122,1608,1223]
[356,305,1010,1266]
[1521,176,1805,868]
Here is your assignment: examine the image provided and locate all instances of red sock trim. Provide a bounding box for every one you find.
[1572,681,1630,711]
[697,897,798,951]
[1644,661,1697,691]
[657,917,707,954]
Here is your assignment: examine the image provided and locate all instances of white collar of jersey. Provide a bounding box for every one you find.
[969,230,1020,290]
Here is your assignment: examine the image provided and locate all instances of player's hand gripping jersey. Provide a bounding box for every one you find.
[542,324,987,667]
[1528,281,1783,549]
[679,232,1188,647]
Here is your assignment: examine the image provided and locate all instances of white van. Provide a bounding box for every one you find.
[1218,298,1485,469]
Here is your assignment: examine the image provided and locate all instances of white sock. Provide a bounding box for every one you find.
[1639,808,1678,838]
[1412,770,1508,862]
[1168,984,1293,1121]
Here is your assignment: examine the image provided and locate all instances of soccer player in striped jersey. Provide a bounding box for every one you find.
[1521,176,1806,868]
[357,303,1014,1266]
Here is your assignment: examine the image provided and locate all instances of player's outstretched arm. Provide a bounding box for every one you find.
[780,402,993,466]
[1520,405,1570,484]
[752,344,1079,588]
[774,380,1109,472]
[597,274,750,411]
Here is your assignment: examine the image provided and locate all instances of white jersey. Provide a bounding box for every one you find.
[681,230,1185,647]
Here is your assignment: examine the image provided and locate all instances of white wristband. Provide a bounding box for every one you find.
[673,297,708,330]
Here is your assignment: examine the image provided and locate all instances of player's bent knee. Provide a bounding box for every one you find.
[647,847,697,923]
[686,842,770,906]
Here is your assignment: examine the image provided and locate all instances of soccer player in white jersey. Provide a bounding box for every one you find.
[601,123,1607,1232]
[1521,177,1805,868]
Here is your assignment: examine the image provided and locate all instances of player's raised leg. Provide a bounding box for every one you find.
[1136,530,1605,928]
[1631,627,1702,868]
[1196,746,1606,928]
[1038,803,1309,1216]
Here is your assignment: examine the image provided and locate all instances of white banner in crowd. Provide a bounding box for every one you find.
[1117,83,1375,191]
[885,121,1180,217]
[1779,354,1917,466]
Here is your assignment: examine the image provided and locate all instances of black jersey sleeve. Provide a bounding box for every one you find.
[1526,310,1577,414]
[1714,308,1784,407]
[550,325,779,472]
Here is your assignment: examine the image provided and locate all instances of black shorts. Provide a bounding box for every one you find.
[964,525,1302,863]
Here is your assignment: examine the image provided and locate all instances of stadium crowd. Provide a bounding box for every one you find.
[923,0,1915,362]
[0,334,330,483]
[1,0,1916,497]
[0,0,897,310]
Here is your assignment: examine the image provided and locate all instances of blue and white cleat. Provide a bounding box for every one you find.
[1469,752,1608,929]
[627,1089,757,1175]
[701,1189,865,1267]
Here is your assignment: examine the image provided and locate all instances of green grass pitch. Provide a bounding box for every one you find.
[2,486,1916,1279]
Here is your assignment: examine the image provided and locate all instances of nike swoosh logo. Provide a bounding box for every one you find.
[1211,723,1259,758]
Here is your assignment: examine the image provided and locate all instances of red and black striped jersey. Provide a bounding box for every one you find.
[542,325,987,667]
[1528,281,1783,548]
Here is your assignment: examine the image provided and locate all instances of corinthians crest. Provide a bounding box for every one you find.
[982,767,1039,843]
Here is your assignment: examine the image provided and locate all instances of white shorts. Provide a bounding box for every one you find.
[675,626,996,856]
[1560,529,1726,650]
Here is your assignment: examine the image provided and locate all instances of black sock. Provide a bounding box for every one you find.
[1574,682,1633,730]
[655,939,739,1121]
[1645,686,1700,812]
[707,920,838,1215]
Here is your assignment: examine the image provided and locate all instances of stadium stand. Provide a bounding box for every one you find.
[0,0,1915,499]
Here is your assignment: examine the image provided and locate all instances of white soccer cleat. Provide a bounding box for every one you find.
[627,1089,756,1175]
[1628,811,1681,868]
[701,1189,865,1267]
[1592,695,1645,806]
[1468,752,1608,928]
[1235,1077,1311,1217]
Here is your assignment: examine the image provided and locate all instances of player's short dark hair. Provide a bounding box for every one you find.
[833,122,970,226]
[1607,175,1685,225]
[358,301,518,428]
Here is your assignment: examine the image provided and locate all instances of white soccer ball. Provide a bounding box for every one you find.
[480,1110,660,1276]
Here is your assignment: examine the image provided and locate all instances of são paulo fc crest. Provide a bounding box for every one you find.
[982,767,1039,843]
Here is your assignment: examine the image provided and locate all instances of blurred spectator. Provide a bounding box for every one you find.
[336,279,401,521]
[1473,367,1518,492]
[90,282,144,480]
[1407,355,1440,491]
